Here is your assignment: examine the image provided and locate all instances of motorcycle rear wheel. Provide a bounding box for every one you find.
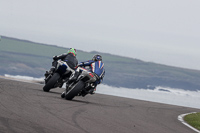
[65,81,84,100]
[43,73,60,92]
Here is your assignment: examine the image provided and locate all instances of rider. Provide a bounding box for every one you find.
[62,54,105,97]
[45,48,78,77]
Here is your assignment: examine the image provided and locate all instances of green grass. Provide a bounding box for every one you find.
[184,112,200,131]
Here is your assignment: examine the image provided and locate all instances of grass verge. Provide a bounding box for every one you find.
[184,112,200,131]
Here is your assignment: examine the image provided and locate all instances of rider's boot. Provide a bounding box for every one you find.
[88,84,96,94]
[88,88,95,94]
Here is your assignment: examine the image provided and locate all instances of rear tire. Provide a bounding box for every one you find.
[43,73,60,92]
[65,81,84,100]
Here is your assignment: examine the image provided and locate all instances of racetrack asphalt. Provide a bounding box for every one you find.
[0,78,199,133]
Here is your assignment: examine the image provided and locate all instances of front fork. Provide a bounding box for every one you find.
[44,73,52,84]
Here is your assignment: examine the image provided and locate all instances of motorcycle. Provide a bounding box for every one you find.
[43,60,73,92]
[62,67,99,100]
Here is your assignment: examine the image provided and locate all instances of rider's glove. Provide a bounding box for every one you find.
[53,56,58,60]
[78,62,84,67]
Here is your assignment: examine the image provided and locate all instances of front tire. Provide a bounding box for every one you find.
[65,81,84,100]
[43,73,60,92]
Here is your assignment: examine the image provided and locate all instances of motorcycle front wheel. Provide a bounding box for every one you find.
[65,81,84,100]
[43,73,60,92]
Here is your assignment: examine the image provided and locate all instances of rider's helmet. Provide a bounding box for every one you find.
[68,48,77,56]
[92,54,102,61]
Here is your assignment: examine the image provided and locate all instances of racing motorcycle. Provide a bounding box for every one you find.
[62,67,99,100]
[43,60,73,92]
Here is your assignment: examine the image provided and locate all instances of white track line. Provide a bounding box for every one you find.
[178,112,200,133]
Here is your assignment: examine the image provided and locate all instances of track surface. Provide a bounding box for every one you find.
[0,78,199,133]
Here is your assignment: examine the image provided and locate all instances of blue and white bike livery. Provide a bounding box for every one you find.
[43,60,74,92]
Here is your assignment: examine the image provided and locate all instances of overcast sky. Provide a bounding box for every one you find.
[1,0,200,70]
